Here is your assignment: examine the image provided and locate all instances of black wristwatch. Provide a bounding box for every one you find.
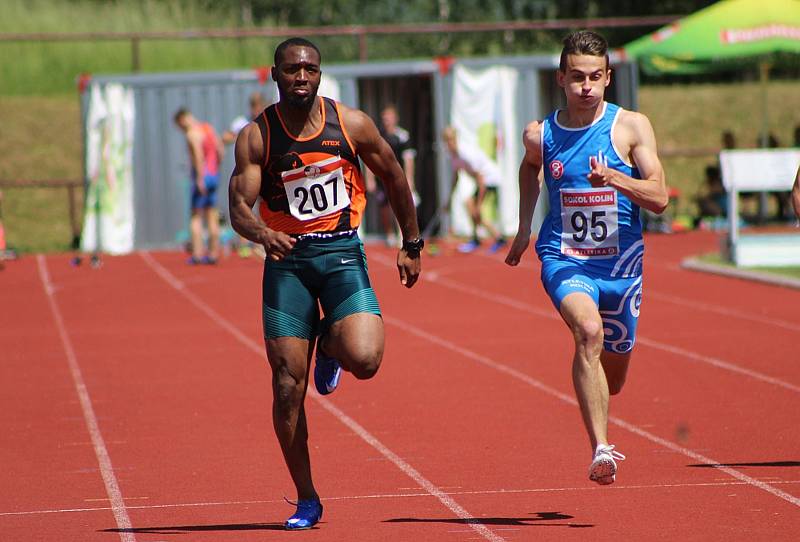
[402,237,425,258]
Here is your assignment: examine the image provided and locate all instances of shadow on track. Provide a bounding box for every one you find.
[384,511,593,528]
[101,522,298,534]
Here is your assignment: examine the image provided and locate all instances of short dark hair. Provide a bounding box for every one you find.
[274,37,321,67]
[559,30,609,72]
[173,107,189,124]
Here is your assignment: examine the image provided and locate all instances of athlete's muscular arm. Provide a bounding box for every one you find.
[505,121,543,266]
[187,129,207,194]
[342,106,421,288]
[228,123,295,261]
[589,111,668,214]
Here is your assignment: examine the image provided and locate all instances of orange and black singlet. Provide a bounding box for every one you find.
[255,97,366,235]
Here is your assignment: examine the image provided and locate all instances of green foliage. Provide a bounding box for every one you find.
[0,96,83,253]
[0,0,721,96]
[639,80,800,218]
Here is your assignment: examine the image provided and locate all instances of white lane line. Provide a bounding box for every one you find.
[369,253,800,506]
[6,479,799,517]
[382,314,800,509]
[36,255,136,542]
[376,252,799,394]
[645,290,800,333]
[634,337,800,394]
[138,252,505,542]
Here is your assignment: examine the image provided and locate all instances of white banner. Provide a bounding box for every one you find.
[449,64,519,236]
[720,149,800,191]
[82,83,135,254]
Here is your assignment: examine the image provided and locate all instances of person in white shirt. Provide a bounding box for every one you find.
[442,126,506,253]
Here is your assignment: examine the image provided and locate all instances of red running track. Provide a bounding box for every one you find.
[1,230,798,541]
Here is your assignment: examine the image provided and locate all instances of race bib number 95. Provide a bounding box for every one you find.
[282,156,351,221]
[560,187,619,258]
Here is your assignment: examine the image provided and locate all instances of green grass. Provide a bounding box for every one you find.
[1,0,526,96]
[0,96,83,253]
[0,0,279,96]
[638,80,800,218]
[697,252,800,280]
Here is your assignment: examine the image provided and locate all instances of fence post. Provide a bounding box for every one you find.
[358,31,367,62]
[67,184,81,248]
[131,36,141,72]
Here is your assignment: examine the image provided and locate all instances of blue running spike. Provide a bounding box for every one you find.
[284,499,323,530]
[314,347,341,395]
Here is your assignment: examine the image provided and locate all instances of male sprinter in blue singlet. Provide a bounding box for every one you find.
[229,38,422,530]
[505,30,668,485]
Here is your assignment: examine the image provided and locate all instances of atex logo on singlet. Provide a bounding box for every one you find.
[321,140,341,147]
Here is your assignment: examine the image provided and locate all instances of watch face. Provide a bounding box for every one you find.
[404,238,424,253]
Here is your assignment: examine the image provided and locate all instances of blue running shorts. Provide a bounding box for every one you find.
[541,260,642,354]
[191,173,219,210]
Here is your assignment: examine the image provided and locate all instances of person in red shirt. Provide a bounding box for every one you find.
[174,108,224,264]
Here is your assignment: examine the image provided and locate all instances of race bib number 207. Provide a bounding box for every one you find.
[282,156,351,221]
[560,187,619,258]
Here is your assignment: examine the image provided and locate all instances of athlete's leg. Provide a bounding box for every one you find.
[600,350,632,395]
[205,206,220,260]
[266,336,319,502]
[596,275,641,395]
[189,209,204,259]
[320,313,384,380]
[473,189,502,240]
[316,236,384,383]
[461,194,479,240]
[559,292,609,452]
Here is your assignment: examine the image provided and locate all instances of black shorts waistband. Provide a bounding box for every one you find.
[291,229,358,241]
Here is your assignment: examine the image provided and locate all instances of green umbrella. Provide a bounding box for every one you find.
[622,0,800,75]
[622,0,800,147]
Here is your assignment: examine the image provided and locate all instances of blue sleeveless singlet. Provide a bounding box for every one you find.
[536,102,643,278]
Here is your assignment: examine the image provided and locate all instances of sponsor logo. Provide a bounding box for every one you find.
[321,139,341,147]
[549,160,564,179]
[588,149,609,169]
[341,258,356,264]
[561,191,616,206]
[563,247,618,257]
[303,165,321,177]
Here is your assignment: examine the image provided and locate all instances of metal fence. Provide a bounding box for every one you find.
[0,16,679,68]
[81,53,639,250]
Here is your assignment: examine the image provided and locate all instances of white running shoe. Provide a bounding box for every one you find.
[589,444,626,485]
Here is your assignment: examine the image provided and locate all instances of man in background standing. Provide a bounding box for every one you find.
[223,92,269,259]
[223,91,268,145]
[174,108,224,264]
[366,104,417,246]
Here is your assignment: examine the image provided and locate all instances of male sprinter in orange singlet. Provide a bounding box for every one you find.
[228,37,422,530]
[505,30,667,485]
